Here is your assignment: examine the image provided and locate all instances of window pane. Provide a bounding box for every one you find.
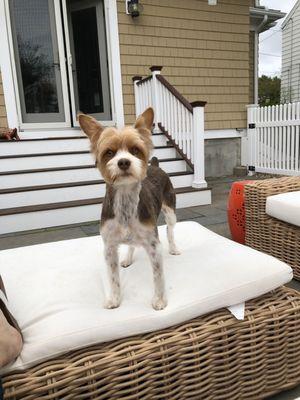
[11,0,59,114]
[71,6,104,114]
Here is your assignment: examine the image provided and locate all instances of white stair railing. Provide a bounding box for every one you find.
[133,66,207,189]
[247,103,300,176]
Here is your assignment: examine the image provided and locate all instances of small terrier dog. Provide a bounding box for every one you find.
[79,108,180,310]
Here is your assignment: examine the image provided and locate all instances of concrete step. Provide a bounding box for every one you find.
[0,186,211,235]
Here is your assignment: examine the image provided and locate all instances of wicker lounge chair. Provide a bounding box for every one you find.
[245,176,300,280]
[2,286,300,400]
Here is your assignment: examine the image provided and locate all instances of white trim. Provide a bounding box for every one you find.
[204,129,246,140]
[254,32,258,105]
[281,0,299,29]
[61,0,78,127]
[0,0,124,130]
[0,0,19,128]
[104,0,124,128]
[3,0,71,130]
[53,0,71,128]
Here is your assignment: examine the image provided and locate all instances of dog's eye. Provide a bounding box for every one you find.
[105,149,115,157]
[130,147,140,156]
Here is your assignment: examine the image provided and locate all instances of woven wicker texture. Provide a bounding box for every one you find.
[3,286,300,400]
[245,177,300,280]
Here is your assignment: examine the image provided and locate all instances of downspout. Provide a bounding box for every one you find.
[254,9,269,104]
[254,32,259,104]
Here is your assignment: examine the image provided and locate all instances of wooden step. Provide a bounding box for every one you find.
[0,171,193,194]
[0,185,210,215]
[0,186,211,235]
[0,188,211,234]
[0,172,194,208]
[0,158,188,190]
[0,149,177,172]
[15,131,164,139]
[0,133,167,155]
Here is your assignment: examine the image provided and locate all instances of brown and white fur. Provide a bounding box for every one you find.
[78,108,180,310]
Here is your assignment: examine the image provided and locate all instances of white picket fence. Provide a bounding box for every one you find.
[247,103,300,176]
[133,67,207,188]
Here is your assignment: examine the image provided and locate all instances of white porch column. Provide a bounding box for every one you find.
[247,104,258,176]
[191,101,208,189]
[150,65,162,133]
[132,75,142,118]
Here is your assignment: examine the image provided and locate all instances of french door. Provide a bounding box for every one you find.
[8,0,111,129]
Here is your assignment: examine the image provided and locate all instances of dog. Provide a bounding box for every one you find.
[78,108,180,310]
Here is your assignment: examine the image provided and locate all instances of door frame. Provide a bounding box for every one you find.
[0,0,124,130]
[3,0,71,130]
[62,0,112,126]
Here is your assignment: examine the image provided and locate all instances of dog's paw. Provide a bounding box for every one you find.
[105,297,121,309]
[120,260,132,268]
[152,296,167,311]
[169,248,181,255]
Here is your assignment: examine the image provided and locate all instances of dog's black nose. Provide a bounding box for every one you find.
[118,158,131,170]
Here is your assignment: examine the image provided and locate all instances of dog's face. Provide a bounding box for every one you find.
[78,108,154,186]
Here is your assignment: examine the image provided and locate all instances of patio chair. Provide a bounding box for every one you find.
[1,221,300,399]
[245,176,300,280]
[2,287,300,400]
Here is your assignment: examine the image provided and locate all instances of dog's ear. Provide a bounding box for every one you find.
[78,114,104,143]
[134,107,154,132]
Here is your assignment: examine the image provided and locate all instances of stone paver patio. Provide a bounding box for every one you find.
[0,176,299,399]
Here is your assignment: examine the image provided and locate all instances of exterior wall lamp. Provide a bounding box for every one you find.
[126,0,144,18]
[208,0,217,4]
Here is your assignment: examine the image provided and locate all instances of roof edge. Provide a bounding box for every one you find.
[282,0,300,29]
[250,7,286,20]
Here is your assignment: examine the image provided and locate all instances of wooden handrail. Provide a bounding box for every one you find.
[156,75,207,112]
[136,75,152,86]
[156,75,193,112]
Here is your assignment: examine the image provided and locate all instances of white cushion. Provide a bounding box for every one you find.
[266,191,300,227]
[0,221,292,373]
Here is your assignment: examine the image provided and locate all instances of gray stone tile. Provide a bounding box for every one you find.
[188,205,227,218]
[157,214,165,226]
[205,223,231,239]
[268,386,300,399]
[0,227,85,250]
[191,214,228,227]
[286,279,300,292]
[176,208,203,221]
[80,223,100,236]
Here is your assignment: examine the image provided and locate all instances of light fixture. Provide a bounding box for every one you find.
[208,0,217,5]
[126,0,144,18]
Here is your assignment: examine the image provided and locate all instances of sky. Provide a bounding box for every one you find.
[259,0,298,77]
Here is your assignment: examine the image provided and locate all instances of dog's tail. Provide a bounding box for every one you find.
[150,156,159,167]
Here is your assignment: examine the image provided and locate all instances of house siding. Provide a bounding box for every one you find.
[0,71,8,129]
[117,0,251,130]
[0,1,252,131]
[281,1,300,102]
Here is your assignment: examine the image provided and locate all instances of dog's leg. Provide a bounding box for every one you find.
[121,246,135,268]
[144,239,167,310]
[162,205,181,255]
[104,245,121,309]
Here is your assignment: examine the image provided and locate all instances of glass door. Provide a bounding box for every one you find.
[63,0,112,125]
[9,0,71,127]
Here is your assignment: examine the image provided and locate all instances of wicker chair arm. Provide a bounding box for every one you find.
[245,177,300,219]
